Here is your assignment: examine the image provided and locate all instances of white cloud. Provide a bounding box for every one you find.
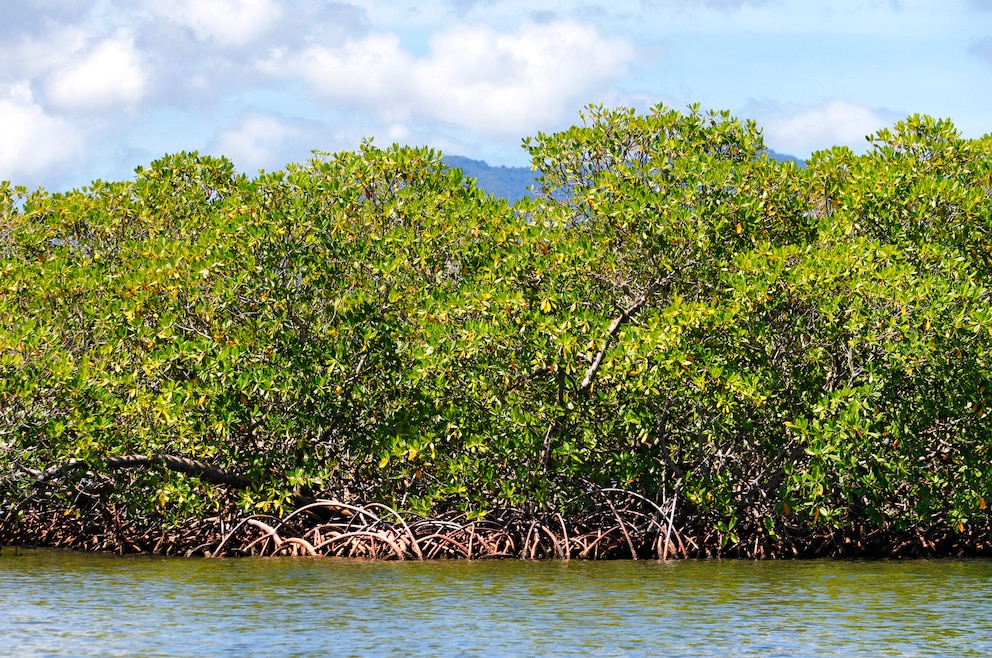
[749,100,900,157]
[45,31,149,112]
[419,22,634,134]
[264,33,413,109]
[0,83,84,184]
[0,24,89,83]
[209,114,313,173]
[261,20,634,138]
[151,0,283,48]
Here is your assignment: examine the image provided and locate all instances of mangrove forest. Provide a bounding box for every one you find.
[1,104,991,559]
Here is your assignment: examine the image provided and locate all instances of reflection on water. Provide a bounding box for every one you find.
[2,548,991,656]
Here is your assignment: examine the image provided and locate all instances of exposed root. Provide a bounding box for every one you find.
[4,485,991,560]
[315,531,407,560]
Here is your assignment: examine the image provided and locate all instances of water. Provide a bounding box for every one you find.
[2,549,990,656]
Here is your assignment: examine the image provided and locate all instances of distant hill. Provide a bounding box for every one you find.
[766,149,806,167]
[445,150,805,201]
[442,156,538,203]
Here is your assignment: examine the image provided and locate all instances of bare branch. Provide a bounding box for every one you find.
[577,266,687,397]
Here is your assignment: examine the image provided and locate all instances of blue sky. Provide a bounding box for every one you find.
[2,0,990,191]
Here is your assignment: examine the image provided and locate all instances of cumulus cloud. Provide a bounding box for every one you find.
[0,83,84,184]
[150,0,283,48]
[260,21,634,137]
[264,33,412,109]
[0,24,90,83]
[747,100,900,157]
[133,1,368,109]
[44,31,149,112]
[421,22,633,132]
[209,113,316,172]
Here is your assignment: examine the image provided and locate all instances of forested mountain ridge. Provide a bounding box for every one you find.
[442,155,539,202]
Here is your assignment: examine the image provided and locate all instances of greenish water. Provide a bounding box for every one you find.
[1,549,990,656]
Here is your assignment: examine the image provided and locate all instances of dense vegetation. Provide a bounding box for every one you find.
[2,105,991,558]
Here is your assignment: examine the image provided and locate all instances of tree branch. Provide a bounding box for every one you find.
[15,454,252,490]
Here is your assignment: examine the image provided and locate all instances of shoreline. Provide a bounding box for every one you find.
[5,494,991,560]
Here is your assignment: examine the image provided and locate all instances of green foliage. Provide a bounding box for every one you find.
[2,107,990,545]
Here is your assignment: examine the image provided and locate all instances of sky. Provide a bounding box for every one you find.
[2,0,990,191]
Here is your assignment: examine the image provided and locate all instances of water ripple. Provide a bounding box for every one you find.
[2,550,990,657]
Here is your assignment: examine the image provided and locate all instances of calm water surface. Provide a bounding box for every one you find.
[1,548,990,656]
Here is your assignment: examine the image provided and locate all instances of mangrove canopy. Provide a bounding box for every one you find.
[1,105,991,558]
